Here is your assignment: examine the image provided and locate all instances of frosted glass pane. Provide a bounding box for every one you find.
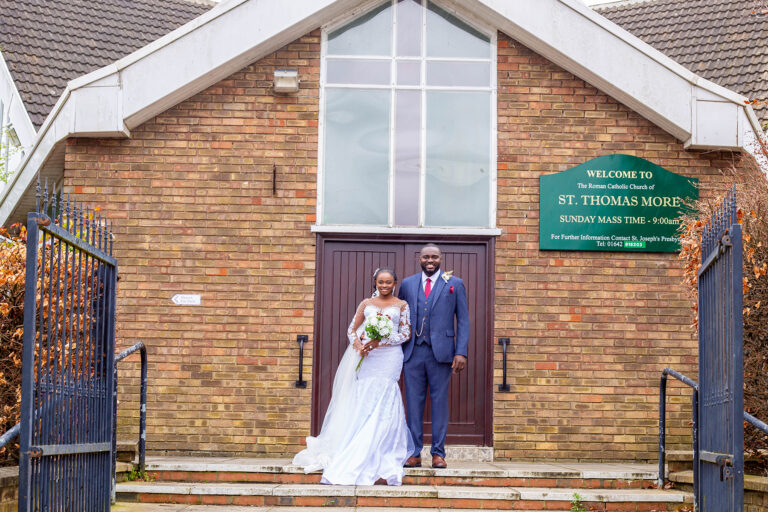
[396,0,422,57]
[394,90,421,226]
[426,61,490,87]
[328,2,393,56]
[324,89,391,225]
[327,59,391,85]
[397,60,421,86]
[425,91,490,227]
[426,2,490,59]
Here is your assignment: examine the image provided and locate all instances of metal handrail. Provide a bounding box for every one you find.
[659,368,699,492]
[0,423,20,451]
[744,411,768,435]
[112,342,147,501]
[659,368,768,493]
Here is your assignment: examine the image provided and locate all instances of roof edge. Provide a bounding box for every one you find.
[0,52,36,148]
[1,0,764,226]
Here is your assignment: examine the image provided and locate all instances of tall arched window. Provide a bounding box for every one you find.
[319,0,496,229]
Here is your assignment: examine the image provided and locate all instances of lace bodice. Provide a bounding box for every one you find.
[347,299,411,347]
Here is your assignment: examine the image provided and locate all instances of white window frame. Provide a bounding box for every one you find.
[314,0,499,235]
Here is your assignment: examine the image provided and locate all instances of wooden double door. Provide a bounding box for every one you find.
[312,236,493,446]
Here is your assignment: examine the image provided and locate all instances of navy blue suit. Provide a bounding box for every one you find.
[398,271,470,458]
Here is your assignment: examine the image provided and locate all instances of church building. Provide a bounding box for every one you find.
[0,0,762,463]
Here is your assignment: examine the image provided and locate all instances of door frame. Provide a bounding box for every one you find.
[312,232,495,447]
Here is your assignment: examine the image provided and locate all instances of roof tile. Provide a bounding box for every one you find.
[598,0,768,124]
[0,0,212,129]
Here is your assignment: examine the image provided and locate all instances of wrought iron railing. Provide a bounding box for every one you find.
[0,341,148,499]
[658,367,768,490]
[112,342,147,500]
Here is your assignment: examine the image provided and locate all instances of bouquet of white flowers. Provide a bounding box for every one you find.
[356,312,395,371]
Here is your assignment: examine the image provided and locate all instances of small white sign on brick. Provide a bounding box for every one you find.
[172,294,201,306]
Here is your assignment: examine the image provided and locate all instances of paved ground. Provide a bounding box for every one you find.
[112,507,496,512]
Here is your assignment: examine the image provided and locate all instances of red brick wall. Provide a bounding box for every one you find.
[63,29,741,460]
[492,32,737,461]
[65,32,321,456]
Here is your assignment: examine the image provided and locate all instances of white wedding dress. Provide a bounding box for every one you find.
[292,299,414,485]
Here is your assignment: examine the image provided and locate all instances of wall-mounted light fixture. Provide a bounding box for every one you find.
[273,68,300,94]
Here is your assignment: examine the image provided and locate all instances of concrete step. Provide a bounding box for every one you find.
[118,440,139,463]
[112,507,572,512]
[116,461,137,483]
[144,457,661,489]
[420,445,493,462]
[115,481,691,509]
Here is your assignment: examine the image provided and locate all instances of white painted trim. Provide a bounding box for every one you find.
[419,0,427,227]
[311,224,502,235]
[323,0,392,36]
[470,0,751,144]
[0,53,36,149]
[0,0,763,226]
[317,28,329,226]
[325,83,493,91]
[388,0,397,226]
[489,29,498,230]
[1,0,362,225]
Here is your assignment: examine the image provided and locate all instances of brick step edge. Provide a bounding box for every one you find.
[149,469,656,489]
[116,483,692,510]
[111,506,578,512]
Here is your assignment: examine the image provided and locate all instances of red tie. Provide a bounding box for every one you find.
[425,277,431,298]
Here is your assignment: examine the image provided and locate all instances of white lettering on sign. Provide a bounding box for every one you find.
[172,294,201,306]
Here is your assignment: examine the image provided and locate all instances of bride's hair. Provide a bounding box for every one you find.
[372,267,397,297]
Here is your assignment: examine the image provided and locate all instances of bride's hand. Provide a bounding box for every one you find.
[354,339,365,354]
[364,339,381,353]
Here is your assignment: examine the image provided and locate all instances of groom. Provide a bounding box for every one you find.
[398,244,469,469]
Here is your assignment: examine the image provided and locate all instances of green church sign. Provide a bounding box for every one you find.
[539,155,698,252]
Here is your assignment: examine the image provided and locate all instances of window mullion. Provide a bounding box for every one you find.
[419,0,427,228]
[389,0,396,227]
[317,30,328,226]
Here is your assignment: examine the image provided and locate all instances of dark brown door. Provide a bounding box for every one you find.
[312,236,492,446]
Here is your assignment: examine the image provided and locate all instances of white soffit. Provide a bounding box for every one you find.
[0,0,763,225]
[0,53,36,149]
[469,0,756,147]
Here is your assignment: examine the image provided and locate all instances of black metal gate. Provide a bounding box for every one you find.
[697,187,744,511]
[18,181,117,511]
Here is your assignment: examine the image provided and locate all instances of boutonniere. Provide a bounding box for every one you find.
[441,270,453,283]
[449,285,454,294]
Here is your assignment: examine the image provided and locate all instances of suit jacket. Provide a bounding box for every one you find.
[398,271,470,364]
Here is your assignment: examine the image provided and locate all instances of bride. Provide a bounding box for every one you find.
[293,267,413,485]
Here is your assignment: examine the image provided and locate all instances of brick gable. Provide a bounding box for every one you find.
[64,29,742,460]
[66,31,320,456]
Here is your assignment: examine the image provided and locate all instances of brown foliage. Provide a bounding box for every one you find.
[0,223,103,466]
[0,225,25,466]
[678,144,768,472]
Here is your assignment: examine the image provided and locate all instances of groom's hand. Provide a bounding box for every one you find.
[452,355,467,374]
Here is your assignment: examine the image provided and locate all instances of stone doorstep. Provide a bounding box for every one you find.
[670,470,768,493]
[144,457,661,481]
[419,445,493,462]
[115,481,691,503]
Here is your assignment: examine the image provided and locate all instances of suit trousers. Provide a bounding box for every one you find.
[403,341,452,458]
